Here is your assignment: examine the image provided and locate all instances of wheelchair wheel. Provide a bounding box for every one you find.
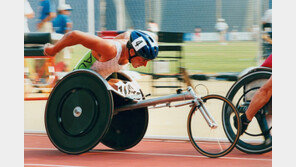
[224,67,272,154]
[187,94,241,158]
[101,72,149,150]
[45,70,114,154]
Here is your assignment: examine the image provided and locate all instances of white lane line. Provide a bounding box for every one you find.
[24,147,271,161]
[91,150,272,161]
[24,164,86,167]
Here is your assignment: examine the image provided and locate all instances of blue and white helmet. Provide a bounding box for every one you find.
[127,30,159,60]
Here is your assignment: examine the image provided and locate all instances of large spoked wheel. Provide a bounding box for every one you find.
[224,67,272,154]
[187,94,241,158]
[45,69,114,154]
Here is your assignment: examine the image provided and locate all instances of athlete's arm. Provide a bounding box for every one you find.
[245,76,272,121]
[44,30,117,61]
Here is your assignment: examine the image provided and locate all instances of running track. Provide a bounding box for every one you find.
[25,133,272,167]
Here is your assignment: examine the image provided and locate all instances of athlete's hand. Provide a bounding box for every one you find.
[43,43,56,57]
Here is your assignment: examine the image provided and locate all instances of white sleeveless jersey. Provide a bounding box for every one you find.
[90,41,128,79]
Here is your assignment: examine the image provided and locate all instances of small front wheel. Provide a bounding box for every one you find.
[187,94,241,158]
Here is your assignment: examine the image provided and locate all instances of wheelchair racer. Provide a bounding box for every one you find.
[44,30,159,91]
[234,54,272,136]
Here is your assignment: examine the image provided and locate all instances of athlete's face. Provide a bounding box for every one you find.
[129,49,149,68]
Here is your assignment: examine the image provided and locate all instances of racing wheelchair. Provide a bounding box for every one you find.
[223,67,272,154]
[44,53,242,158]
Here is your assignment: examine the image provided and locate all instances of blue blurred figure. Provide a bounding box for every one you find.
[37,0,56,32]
[52,4,73,73]
[35,0,56,84]
[53,4,73,34]
[24,0,35,32]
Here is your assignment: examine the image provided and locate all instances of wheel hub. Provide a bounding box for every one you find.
[73,106,82,117]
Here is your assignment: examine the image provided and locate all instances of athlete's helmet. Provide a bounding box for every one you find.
[127,30,158,61]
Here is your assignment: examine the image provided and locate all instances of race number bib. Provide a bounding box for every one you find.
[114,81,142,100]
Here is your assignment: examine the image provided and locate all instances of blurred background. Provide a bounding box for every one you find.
[27,0,271,35]
[25,0,272,72]
[24,0,272,136]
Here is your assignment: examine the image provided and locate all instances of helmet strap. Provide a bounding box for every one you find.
[127,41,133,63]
[128,49,144,63]
[127,41,139,63]
[128,49,133,63]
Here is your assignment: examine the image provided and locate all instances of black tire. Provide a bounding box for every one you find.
[101,107,148,150]
[224,67,272,154]
[45,69,114,154]
[187,94,241,158]
[102,73,149,150]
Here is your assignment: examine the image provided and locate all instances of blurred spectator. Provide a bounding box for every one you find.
[52,4,73,72]
[215,18,229,45]
[262,9,272,31]
[53,4,73,34]
[35,0,56,84]
[147,20,159,33]
[24,0,35,32]
[234,54,272,136]
[261,9,272,58]
[194,26,202,42]
[261,8,272,41]
[37,0,56,32]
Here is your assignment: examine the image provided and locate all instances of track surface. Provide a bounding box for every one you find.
[25,133,271,167]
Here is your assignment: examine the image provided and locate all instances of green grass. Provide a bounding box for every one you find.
[68,41,259,74]
[182,41,258,73]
